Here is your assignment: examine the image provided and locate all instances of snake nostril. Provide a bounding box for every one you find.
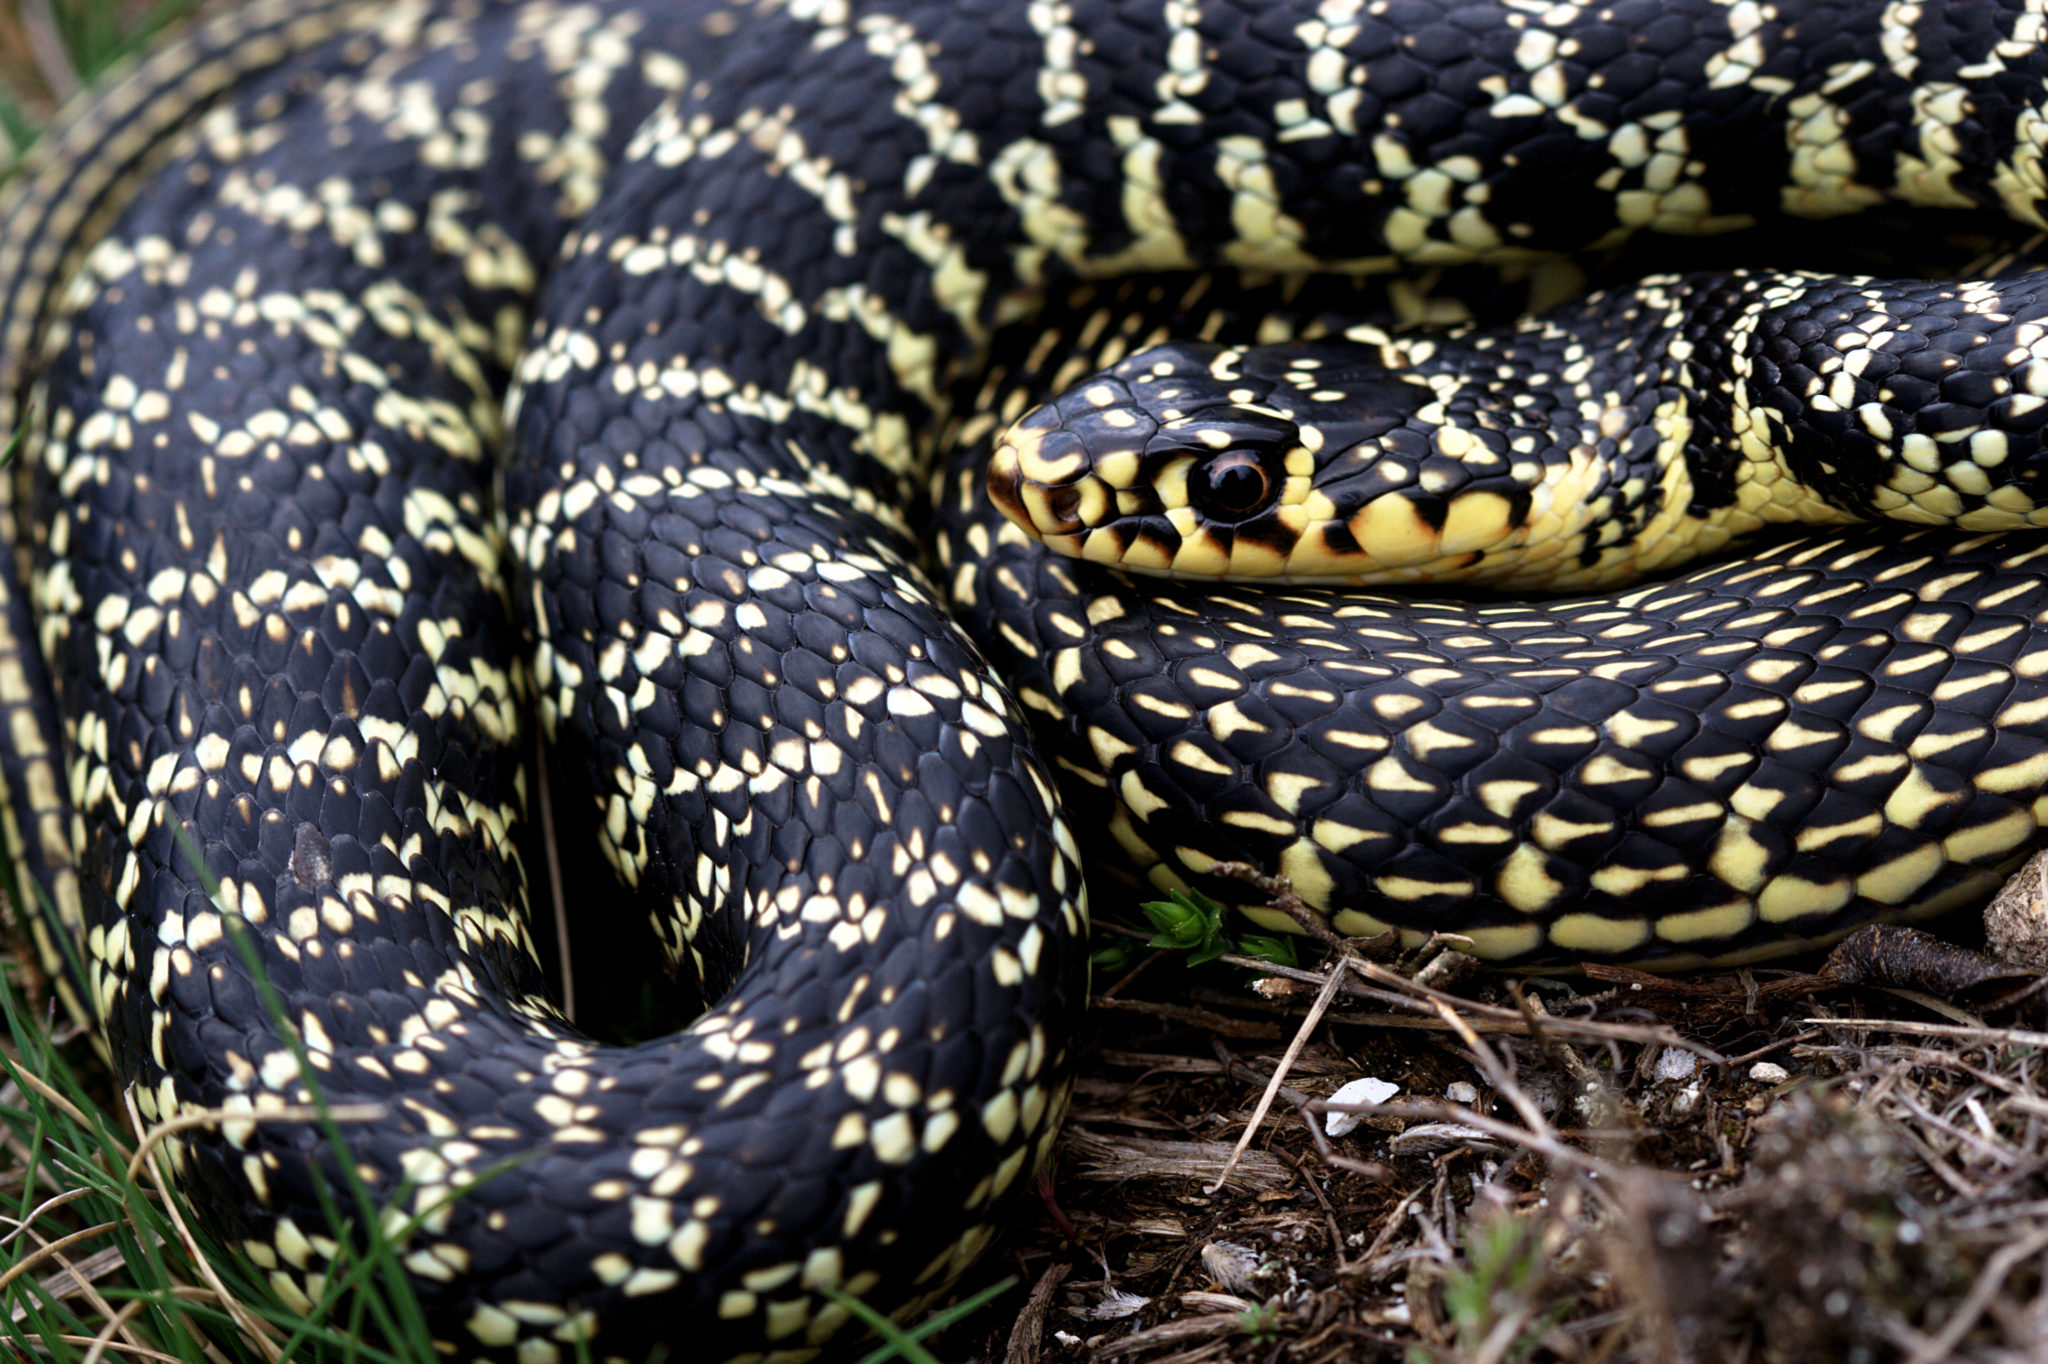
[1044,484,1082,529]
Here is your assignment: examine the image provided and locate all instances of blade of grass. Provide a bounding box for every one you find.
[827,1274,1019,1364]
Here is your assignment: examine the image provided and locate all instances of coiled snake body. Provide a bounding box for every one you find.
[4,1,2048,1357]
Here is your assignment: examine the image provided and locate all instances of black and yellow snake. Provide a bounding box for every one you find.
[3,0,2048,1358]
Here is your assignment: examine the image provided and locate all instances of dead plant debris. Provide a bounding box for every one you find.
[956,929,2048,1364]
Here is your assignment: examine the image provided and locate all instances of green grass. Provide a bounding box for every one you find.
[0,0,194,164]
[0,960,431,1362]
[1408,1202,1569,1364]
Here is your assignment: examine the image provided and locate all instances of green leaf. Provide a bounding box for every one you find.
[1088,939,1136,972]
[1235,933,1299,968]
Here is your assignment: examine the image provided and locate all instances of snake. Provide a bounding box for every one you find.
[3,0,2048,1359]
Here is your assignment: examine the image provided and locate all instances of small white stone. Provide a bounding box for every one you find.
[1325,1076,1400,1136]
[1444,1081,1479,1105]
[1748,1061,1790,1085]
[1653,1049,1698,1083]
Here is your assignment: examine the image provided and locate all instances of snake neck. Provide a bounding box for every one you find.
[988,270,2048,595]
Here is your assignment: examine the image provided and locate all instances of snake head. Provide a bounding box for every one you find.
[989,342,1314,576]
[989,334,1640,586]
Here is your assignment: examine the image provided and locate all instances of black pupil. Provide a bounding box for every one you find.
[1198,458,1268,516]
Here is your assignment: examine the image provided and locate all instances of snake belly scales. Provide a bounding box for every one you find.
[7,0,2048,1357]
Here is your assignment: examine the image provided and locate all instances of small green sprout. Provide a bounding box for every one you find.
[1139,888,1230,965]
[1238,1299,1282,1340]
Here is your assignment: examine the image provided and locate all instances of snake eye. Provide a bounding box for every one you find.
[1189,451,1275,521]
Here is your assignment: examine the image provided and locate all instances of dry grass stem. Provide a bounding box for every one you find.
[1207,957,1347,1193]
[123,1099,387,1183]
[121,1088,282,1362]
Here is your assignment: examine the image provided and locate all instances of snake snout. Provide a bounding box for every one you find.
[986,437,1039,532]
[989,427,1090,538]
